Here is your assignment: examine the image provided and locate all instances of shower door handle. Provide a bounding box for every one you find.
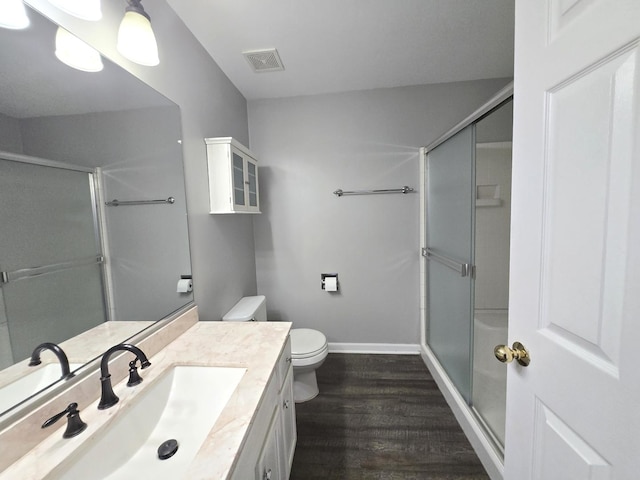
[494,342,530,367]
[422,248,471,277]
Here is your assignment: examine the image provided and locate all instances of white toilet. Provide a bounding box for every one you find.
[222,295,328,403]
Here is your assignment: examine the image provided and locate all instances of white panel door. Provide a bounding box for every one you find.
[506,0,640,478]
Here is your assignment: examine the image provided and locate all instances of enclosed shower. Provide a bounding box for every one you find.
[420,85,513,475]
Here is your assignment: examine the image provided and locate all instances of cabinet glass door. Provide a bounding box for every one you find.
[232,152,246,207]
[247,160,258,208]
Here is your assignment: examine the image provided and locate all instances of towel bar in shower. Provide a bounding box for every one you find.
[422,248,471,277]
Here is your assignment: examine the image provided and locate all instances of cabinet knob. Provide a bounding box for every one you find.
[263,468,272,480]
[285,356,292,364]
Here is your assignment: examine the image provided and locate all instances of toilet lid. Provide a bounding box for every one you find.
[290,328,327,358]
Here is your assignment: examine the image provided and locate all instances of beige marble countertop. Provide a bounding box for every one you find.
[0,318,291,480]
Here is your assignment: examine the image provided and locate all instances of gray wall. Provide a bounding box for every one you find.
[248,79,511,345]
[0,112,22,153]
[27,0,257,320]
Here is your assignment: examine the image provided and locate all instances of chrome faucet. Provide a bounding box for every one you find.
[98,343,151,410]
[28,342,73,379]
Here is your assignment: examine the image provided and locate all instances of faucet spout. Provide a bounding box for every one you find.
[98,343,151,410]
[29,342,72,379]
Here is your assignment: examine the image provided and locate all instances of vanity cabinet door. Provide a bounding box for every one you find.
[255,406,282,480]
[279,366,296,478]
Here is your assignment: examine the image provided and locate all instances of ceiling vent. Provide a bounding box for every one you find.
[243,49,285,73]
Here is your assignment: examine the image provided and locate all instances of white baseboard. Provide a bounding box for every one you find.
[420,343,504,480]
[328,343,420,354]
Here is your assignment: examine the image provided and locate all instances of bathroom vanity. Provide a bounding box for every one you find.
[0,307,296,480]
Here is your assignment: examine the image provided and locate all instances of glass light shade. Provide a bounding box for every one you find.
[0,0,30,30]
[55,27,103,73]
[117,10,159,66]
[47,0,102,21]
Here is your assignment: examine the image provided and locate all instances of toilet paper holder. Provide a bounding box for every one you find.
[177,274,193,293]
[321,273,339,292]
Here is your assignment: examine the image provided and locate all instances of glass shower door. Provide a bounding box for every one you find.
[0,158,107,364]
[426,125,475,403]
[471,99,513,450]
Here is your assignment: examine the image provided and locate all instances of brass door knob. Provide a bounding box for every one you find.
[494,341,530,367]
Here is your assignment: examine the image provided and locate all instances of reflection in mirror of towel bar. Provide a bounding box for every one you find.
[333,186,413,197]
[105,197,175,207]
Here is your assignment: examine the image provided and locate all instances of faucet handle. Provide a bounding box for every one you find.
[42,403,87,439]
[127,360,144,387]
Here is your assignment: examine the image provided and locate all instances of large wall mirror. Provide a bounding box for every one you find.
[0,6,192,419]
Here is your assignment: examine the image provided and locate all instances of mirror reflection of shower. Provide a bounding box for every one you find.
[471,99,513,452]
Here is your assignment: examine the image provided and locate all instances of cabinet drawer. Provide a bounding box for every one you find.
[276,336,292,390]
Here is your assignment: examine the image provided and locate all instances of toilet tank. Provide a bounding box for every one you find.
[222,295,267,321]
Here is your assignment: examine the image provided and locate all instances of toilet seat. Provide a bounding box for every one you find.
[290,328,328,359]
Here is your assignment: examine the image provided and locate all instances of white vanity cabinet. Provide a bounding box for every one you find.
[205,137,260,214]
[231,336,297,480]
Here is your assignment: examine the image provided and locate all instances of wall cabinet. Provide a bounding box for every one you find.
[231,337,296,480]
[205,137,260,214]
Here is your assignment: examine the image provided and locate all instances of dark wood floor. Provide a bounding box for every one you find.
[290,354,489,480]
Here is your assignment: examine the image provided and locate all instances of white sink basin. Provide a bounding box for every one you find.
[52,366,246,479]
[0,364,82,414]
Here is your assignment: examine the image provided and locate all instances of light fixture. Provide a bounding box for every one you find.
[45,0,159,67]
[117,0,159,66]
[47,0,102,21]
[0,0,30,30]
[55,26,103,72]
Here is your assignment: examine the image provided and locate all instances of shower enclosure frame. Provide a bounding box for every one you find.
[419,82,513,480]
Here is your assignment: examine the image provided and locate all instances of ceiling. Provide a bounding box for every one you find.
[167,0,515,101]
